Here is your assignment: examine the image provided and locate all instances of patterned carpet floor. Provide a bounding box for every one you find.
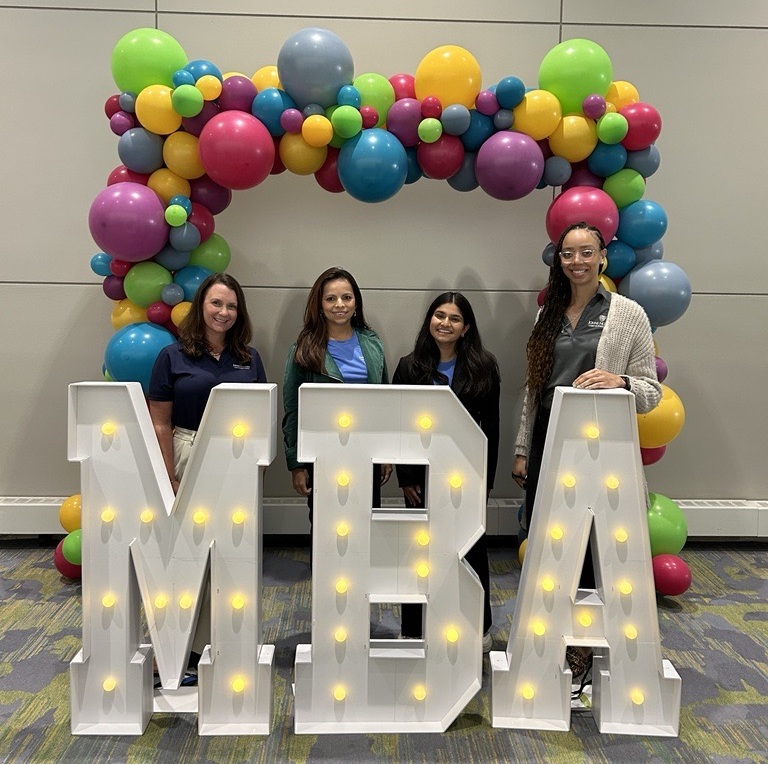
[0,538,766,764]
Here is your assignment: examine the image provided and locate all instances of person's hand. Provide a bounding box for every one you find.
[380,463,393,485]
[512,455,527,489]
[402,485,422,507]
[572,368,625,390]
[292,468,311,496]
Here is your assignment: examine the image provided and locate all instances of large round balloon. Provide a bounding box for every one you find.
[618,260,691,326]
[475,132,544,200]
[117,128,165,175]
[198,112,275,190]
[385,98,422,147]
[189,234,231,272]
[111,28,187,93]
[512,90,562,140]
[124,261,173,307]
[652,554,691,596]
[174,265,213,301]
[104,322,176,392]
[538,39,613,114]
[616,199,668,248]
[277,28,354,109]
[89,183,169,262]
[337,129,407,203]
[602,168,645,210]
[417,134,465,180]
[637,383,685,448]
[414,45,482,109]
[620,102,662,151]
[647,493,688,555]
[545,186,619,243]
[353,72,395,128]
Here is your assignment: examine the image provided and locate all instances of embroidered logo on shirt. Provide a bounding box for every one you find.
[233,364,252,369]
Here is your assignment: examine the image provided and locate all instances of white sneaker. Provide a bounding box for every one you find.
[482,631,493,653]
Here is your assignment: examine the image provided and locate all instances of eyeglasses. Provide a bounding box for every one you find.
[560,248,597,262]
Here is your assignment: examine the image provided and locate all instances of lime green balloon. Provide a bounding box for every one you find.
[189,234,231,273]
[331,105,363,139]
[538,38,612,114]
[602,168,645,209]
[596,112,628,144]
[164,204,188,227]
[62,529,82,566]
[171,83,204,118]
[111,28,188,93]
[418,117,443,144]
[647,493,688,556]
[124,262,173,307]
[352,72,395,127]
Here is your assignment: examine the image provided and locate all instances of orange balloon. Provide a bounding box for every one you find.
[637,384,685,448]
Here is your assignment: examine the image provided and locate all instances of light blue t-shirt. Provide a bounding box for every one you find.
[434,357,457,386]
[328,333,368,382]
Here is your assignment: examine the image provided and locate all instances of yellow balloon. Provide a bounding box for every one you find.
[548,114,598,163]
[135,85,182,135]
[302,115,334,148]
[599,273,617,292]
[148,168,191,204]
[606,80,639,111]
[518,538,528,565]
[279,132,327,175]
[171,301,192,327]
[111,299,148,329]
[163,131,205,179]
[252,65,281,91]
[414,45,482,109]
[512,90,562,140]
[59,494,82,533]
[196,74,222,101]
[637,383,685,448]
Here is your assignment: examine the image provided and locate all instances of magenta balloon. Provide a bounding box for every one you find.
[475,90,499,116]
[416,134,465,180]
[102,275,126,300]
[54,540,82,579]
[655,356,668,383]
[641,445,666,466]
[89,182,169,262]
[545,186,619,243]
[562,161,602,191]
[189,175,232,215]
[652,553,691,596]
[475,131,544,201]
[198,112,275,190]
[582,94,607,120]
[182,101,221,137]
[385,98,422,147]
[218,75,258,112]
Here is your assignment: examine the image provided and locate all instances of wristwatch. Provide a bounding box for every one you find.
[621,375,631,391]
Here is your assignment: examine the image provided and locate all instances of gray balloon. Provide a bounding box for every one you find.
[441,104,471,136]
[161,283,186,306]
[542,156,572,187]
[302,103,325,118]
[154,245,191,272]
[634,239,664,266]
[169,222,201,253]
[625,144,661,178]
[117,128,164,174]
[493,108,514,131]
[447,152,478,192]
[618,260,691,326]
[542,242,556,267]
[277,28,354,109]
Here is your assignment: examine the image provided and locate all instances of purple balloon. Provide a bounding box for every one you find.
[280,108,304,134]
[475,90,500,116]
[89,182,169,262]
[655,356,668,383]
[218,75,258,112]
[109,111,136,136]
[475,131,544,200]
[182,101,221,137]
[189,176,232,216]
[385,98,422,147]
[582,94,607,120]
[102,275,127,300]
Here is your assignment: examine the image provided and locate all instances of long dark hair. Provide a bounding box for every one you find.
[525,221,605,406]
[178,272,252,365]
[406,291,499,397]
[294,267,370,373]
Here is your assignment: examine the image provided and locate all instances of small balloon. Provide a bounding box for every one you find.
[652,554,691,597]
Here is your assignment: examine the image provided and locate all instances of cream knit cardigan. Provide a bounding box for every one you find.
[515,293,662,457]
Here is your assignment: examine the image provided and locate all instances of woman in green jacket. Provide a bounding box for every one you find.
[283,266,391,511]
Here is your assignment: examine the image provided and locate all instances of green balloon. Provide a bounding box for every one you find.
[111,28,187,94]
[331,105,363,139]
[124,262,173,307]
[647,493,688,556]
[189,234,231,273]
[165,204,188,227]
[171,83,204,118]
[353,72,395,127]
[62,529,82,566]
[596,112,628,144]
[538,38,613,115]
[602,168,645,209]
[418,117,443,144]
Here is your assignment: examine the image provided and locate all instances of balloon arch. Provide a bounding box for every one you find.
[76,26,691,592]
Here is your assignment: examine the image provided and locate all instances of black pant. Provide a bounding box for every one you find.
[525,408,595,589]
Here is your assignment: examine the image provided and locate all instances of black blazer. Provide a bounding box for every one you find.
[392,354,500,490]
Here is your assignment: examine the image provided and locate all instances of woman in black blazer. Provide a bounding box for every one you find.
[393,292,500,650]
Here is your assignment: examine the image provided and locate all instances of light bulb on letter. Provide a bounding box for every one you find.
[446,627,459,643]
[232,423,246,438]
[335,578,348,594]
[232,509,246,525]
[101,507,115,523]
[449,474,462,489]
[521,684,535,700]
[562,473,576,488]
[101,421,116,436]
[337,414,352,428]
[140,509,153,524]
[413,685,427,701]
[336,521,350,537]
[586,425,600,439]
[418,415,432,430]
[337,472,350,487]
[416,562,429,578]
[232,676,246,693]
[333,685,346,701]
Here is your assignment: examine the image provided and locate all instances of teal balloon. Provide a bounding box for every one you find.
[104,322,176,393]
[647,493,688,556]
[337,129,407,203]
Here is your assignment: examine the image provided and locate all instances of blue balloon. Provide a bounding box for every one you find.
[185,59,223,82]
[161,283,185,306]
[118,128,164,174]
[252,88,296,136]
[441,104,472,136]
[493,109,514,131]
[447,152,478,192]
[168,195,192,215]
[337,85,361,108]
[277,27,354,109]
[174,265,213,302]
[404,147,423,185]
[616,200,668,249]
[542,156,572,187]
[104,322,175,393]
[618,260,692,326]
[635,239,664,266]
[605,240,636,279]
[118,92,136,113]
[172,69,195,87]
[460,110,494,151]
[626,144,661,178]
[169,222,202,252]
[154,245,191,272]
[90,252,112,277]
[587,141,627,177]
[495,76,526,109]
[337,129,407,203]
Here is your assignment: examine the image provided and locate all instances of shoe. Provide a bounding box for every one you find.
[482,631,493,653]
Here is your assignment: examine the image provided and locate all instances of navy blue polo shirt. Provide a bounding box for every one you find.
[148,344,267,430]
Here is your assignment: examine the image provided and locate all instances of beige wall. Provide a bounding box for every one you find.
[1,1,766,502]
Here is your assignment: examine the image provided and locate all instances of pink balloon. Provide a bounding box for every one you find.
[652,554,691,596]
[54,540,82,579]
[641,445,667,466]
[421,96,442,119]
[89,182,169,261]
[280,108,304,134]
[476,131,544,201]
[198,112,275,190]
[655,356,669,383]
[546,186,619,244]
[620,102,662,151]
[386,98,422,147]
[315,147,344,193]
[475,90,499,116]
[360,106,378,129]
[189,175,232,215]
[147,301,172,324]
[110,111,136,136]
[217,75,258,112]
[389,73,416,100]
[104,94,121,119]
[537,287,548,306]
[188,202,215,243]
[417,134,465,180]
[582,94,607,120]
[107,165,149,187]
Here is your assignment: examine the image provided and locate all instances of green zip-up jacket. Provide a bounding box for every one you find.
[282,328,389,471]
